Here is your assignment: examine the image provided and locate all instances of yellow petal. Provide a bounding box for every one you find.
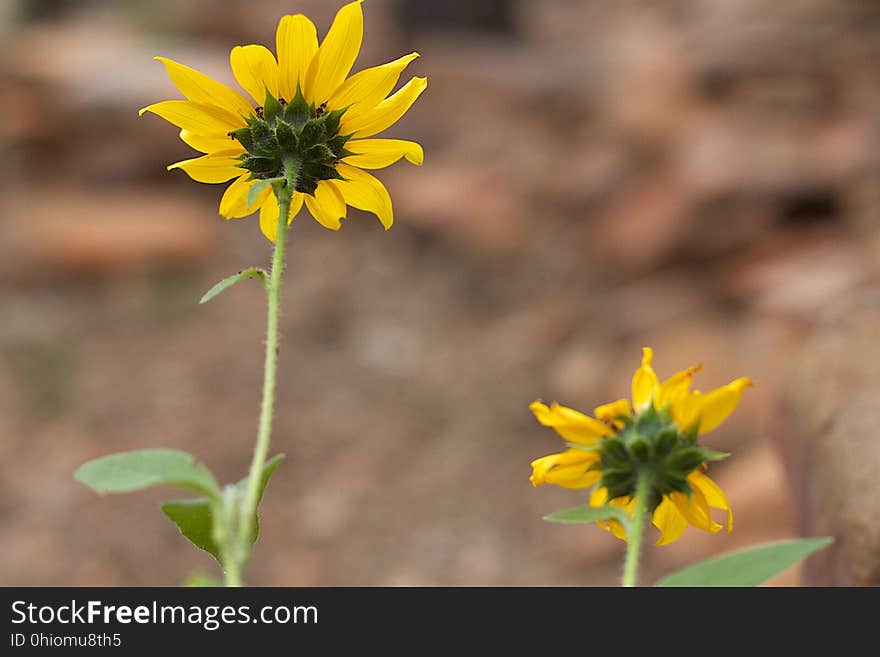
[333,163,394,229]
[167,150,244,183]
[652,496,689,545]
[590,487,615,534]
[593,398,632,426]
[304,0,363,104]
[276,14,318,101]
[154,56,253,119]
[530,448,599,489]
[219,175,271,219]
[631,347,659,412]
[304,180,346,230]
[590,486,609,507]
[139,100,245,135]
[590,492,637,541]
[673,377,753,434]
[343,139,424,169]
[529,400,613,445]
[259,192,304,242]
[340,76,428,139]
[656,364,702,410]
[180,129,244,155]
[689,470,733,532]
[328,52,420,117]
[669,489,722,534]
[545,468,601,490]
[230,45,280,105]
[606,496,636,541]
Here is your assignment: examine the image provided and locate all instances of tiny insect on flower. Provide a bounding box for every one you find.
[530,347,753,546]
[139,1,427,241]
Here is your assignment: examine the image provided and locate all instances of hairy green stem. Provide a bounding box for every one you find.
[621,469,652,587]
[225,172,296,587]
[218,487,242,586]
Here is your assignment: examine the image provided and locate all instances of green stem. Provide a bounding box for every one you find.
[621,469,652,587]
[225,171,296,587]
[219,488,242,587]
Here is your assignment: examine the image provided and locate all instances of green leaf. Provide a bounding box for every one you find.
[655,537,834,587]
[246,178,284,209]
[162,498,218,560]
[543,505,631,529]
[239,453,286,504]
[199,268,267,304]
[160,454,285,562]
[74,449,219,498]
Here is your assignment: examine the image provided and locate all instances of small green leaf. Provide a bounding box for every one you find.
[199,268,267,304]
[162,498,218,560]
[74,449,219,498]
[238,453,286,503]
[544,505,631,529]
[161,454,285,562]
[246,178,284,209]
[655,537,833,587]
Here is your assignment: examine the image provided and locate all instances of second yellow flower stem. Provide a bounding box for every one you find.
[226,174,295,587]
[621,469,652,587]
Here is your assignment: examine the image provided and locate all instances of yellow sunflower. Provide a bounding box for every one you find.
[139,0,426,240]
[530,347,752,545]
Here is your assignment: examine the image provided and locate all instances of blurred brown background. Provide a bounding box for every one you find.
[1,0,879,586]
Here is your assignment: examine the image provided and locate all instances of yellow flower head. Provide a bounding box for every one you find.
[530,347,752,545]
[140,1,427,240]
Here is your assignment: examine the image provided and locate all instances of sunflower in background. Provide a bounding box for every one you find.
[530,348,752,545]
[141,0,426,240]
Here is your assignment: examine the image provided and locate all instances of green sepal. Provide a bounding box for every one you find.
[699,449,731,462]
[654,428,679,456]
[601,437,629,463]
[229,127,254,152]
[629,438,651,462]
[298,121,326,150]
[327,134,353,155]
[663,447,707,474]
[303,162,343,182]
[262,88,283,124]
[199,267,268,304]
[239,155,280,176]
[319,108,346,137]
[656,473,691,496]
[304,144,335,162]
[275,122,298,152]
[161,454,286,564]
[74,449,219,499]
[249,121,273,147]
[283,84,311,126]
[681,423,700,445]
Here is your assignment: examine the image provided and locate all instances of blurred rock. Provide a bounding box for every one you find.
[388,158,533,257]
[786,287,880,585]
[0,187,217,280]
[719,227,872,319]
[588,172,692,275]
